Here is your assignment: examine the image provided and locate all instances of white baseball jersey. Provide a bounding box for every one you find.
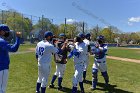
[83,39,90,46]
[36,40,58,65]
[92,44,108,72]
[73,42,87,63]
[83,38,90,54]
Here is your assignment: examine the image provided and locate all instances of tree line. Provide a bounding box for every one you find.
[0,9,140,44]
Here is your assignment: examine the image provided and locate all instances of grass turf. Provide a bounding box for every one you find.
[6,52,140,93]
[108,47,140,60]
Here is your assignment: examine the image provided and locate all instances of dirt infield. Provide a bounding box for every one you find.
[107,56,140,64]
[28,48,35,51]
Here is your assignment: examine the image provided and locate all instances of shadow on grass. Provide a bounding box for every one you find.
[83,80,133,93]
[49,86,81,93]
[61,87,81,93]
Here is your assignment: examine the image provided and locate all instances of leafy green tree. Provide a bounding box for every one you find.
[33,17,52,31]
[59,24,76,38]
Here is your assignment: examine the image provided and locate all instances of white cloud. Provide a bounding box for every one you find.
[128,17,140,22]
[127,22,133,26]
[104,26,109,28]
[66,19,76,24]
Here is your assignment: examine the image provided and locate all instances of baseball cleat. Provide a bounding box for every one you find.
[36,91,40,93]
[90,87,96,90]
[58,86,63,91]
[48,84,55,88]
[81,90,85,93]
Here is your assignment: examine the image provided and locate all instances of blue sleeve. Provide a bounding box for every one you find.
[7,37,21,52]
[56,48,62,54]
[35,46,38,59]
[36,53,38,59]
[102,45,107,53]
[73,48,80,56]
[68,51,74,59]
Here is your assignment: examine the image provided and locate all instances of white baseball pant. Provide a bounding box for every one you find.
[37,63,50,87]
[54,63,66,77]
[92,58,107,72]
[0,69,8,93]
[73,61,85,87]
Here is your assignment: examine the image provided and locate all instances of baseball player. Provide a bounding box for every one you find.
[35,31,66,93]
[0,24,21,93]
[83,33,91,81]
[90,35,109,90]
[68,33,87,93]
[49,33,70,90]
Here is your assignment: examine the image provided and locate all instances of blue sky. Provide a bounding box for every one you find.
[0,0,140,32]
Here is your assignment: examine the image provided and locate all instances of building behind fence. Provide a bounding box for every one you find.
[0,9,53,43]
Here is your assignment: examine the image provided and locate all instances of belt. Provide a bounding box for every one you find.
[96,61,105,63]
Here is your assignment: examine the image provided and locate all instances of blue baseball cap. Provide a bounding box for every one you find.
[77,33,85,38]
[85,33,91,38]
[44,31,53,38]
[97,35,104,41]
[59,33,66,37]
[0,24,10,32]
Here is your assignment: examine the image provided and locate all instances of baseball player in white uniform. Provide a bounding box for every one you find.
[90,35,109,90]
[49,33,70,90]
[83,33,91,81]
[35,31,64,93]
[68,33,87,93]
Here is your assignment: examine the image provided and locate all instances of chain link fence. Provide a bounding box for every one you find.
[0,9,53,43]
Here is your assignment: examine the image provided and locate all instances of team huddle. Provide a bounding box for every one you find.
[0,24,109,93]
[35,31,109,93]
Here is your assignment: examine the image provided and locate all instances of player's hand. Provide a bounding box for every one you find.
[16,32,22,38]
[94,41,99,48]
[64,39,68,44]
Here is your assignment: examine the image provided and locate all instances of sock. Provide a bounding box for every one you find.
[51,75,57,84]
[58,77,63,87]
[72,86,77,93]
[41,87,46,93]
[36,83,41,92]
[83,71,86,80]
[92,80,97,88]
[79,82,84,91]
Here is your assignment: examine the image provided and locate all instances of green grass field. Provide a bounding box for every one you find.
[6,45,140,93]
[108,47,140,60]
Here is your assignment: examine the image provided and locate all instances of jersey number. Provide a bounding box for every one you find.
[39,47,45,56]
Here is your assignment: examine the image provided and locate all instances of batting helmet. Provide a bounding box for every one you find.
[44,31,53,38]
[0,24,10,32]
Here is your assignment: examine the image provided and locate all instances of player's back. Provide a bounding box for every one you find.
[83,39,90,45]
[36,40,57,64]
[74,42,87,63]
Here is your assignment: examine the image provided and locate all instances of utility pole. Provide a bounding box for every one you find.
[96,24,99,38]
[13,12,16,42]
[2,10,4,24]
[51,19,53,24]
[64,18,67,34]
[82,21,85,34]
[110,26,112,43]
[30,15,33,31]
[22,14,24,38]
[42,15,44,31]
[13,12,16,31]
